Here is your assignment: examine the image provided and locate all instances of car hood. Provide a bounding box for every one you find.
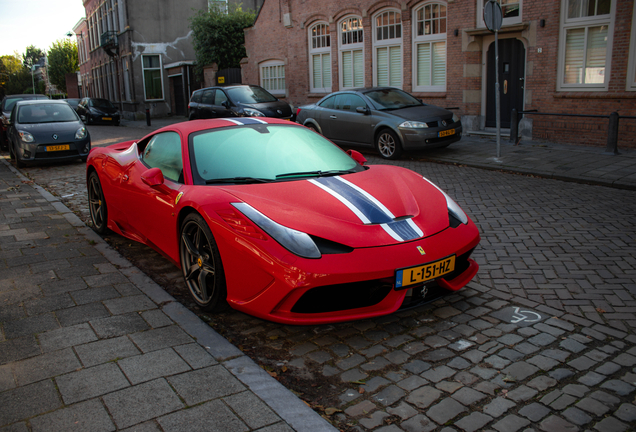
[218,165,450,248]
[237,101,293,118]
[17,121,84,143]
[381,104,453,121]
[91,106,118,114]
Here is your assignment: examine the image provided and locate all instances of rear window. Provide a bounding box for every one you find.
[191,91,202,103]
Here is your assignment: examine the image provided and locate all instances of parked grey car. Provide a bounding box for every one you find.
[296,87,462,160]
[1,93,48,151]
[7,99,90,168]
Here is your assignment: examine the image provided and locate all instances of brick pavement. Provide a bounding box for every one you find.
[2,121,636,431]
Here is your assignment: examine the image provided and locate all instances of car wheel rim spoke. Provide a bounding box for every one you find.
[198,270,210,302]
[182,232,200,257]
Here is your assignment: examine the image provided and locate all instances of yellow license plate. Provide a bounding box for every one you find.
[395,255,455,289]
[102,117,112,121]
[439,129,455,138]
[46,145,70,152]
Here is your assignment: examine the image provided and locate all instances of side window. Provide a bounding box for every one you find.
[347,95,367,112]
[191,91,202,103]
[214,90,228,105]
[318,96,335,109]
[141,132,183,182]
[201,90,215,105]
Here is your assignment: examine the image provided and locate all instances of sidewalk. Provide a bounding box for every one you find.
[0,158,336,431]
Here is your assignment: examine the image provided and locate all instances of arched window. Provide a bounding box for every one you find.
[413,2,447,92]
[339,16,364,89]
[309,22,331,93]
[373,10,402,88]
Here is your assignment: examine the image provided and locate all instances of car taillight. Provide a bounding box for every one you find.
[217,209,267,240]
[296,108,301,117]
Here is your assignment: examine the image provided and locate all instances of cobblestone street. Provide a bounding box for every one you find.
[6,122,636,432]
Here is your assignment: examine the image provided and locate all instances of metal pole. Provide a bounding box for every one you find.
[495,30,501,158]
[604,112,620,155]
[31,66,35,94]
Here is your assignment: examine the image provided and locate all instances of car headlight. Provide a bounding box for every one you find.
[422,177,468,225]
[399,121,428,128]
[452,113,460,123]
[232,202,321,258]
[75,127,87,140]
[18,131,34,143]
[243,108,265,117]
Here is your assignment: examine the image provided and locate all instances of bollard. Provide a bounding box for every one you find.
[145,108,151,126]
[509,108,518,144]
[604,112,620,155]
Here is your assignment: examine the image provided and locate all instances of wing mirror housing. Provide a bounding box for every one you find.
[356,106,369,115]
[141,167,165,187]
[222,100,230,109]
[347,149,366,166]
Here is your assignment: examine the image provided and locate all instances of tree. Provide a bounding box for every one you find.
[189,5,256,76]
[47,39,78,93]
[0,54,31,97]
[23,45,46,69]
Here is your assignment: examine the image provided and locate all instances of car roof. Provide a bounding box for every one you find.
[2,94,48,99]
[194,84,261,92]
[15,99,70,106]
[140,117,297,138]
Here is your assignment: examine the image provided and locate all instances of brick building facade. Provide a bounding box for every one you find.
[242,0,636,148]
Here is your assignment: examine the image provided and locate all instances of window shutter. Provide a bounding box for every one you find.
[564,28,585,84]
[585,25,607,83]
[389,46,401,86]
[342,51,352,88]
[377,47,388,86]
[353,50,363,87]
[417,43,431,86]
[432,41,446,86]
[322,53,331,89]
[313,54,321,88]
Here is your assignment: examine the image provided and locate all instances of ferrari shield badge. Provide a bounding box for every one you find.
[417,246,426,255]
[175,192,183,205]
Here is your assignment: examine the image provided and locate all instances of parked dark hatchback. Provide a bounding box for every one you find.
[1,94,48,151]
[188,85,294,121]
[76,97,120,125]
[296,87,462,160]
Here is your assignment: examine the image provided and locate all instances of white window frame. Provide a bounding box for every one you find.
[626,2,636,90]
[309,22,332,93]
[412,2,447,92]
[373,9,403,89]
[260,60,286,96]
[339,16,365,90]
[557,0,615,91]
[141,54,164,101]
[476,0,522,27]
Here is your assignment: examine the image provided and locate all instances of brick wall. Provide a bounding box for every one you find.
[243,0,636,148]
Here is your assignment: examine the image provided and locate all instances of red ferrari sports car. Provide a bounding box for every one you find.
[86,118,480,325]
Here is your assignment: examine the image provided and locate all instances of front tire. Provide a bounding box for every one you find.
[88,171,108,234]
[376,129,403,160]
[306,123,320,134]
[179,213,227,312]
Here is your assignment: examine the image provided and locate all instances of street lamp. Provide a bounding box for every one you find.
[31,65,35,94]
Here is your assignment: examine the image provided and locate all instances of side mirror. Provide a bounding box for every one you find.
[356,106,369,115]
[141,167,165,187]
[222,100,230,109]
[347,149,366,166]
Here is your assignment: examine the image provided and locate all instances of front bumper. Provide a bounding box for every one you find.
[218,218,480,325]
[400,121,463,150]
[15,138,91,164]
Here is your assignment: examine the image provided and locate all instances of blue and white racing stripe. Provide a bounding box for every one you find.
[224,117,269,125]
[309,176,423,242]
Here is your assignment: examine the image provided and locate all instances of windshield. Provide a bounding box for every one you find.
[226,86,277,104]
[190,124,362,184]
[90,99,115,108]
[18,103,78,124]
[3,96,47,113]
[364,88,422,110]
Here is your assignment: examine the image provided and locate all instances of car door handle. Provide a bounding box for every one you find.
[330,115,337,119]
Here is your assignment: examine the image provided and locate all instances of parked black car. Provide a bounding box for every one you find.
[64,98,81,111]
[7,99,90,168]
[188,85,294,121]
[76,97,120,125]
[1,94,48,151]
[296,87,462,160]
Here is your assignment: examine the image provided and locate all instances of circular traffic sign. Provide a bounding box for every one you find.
[484,0,503,32]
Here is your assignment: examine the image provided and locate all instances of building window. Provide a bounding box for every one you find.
[309,23,331,93]
[260,61,285,95]
[339,16,364,89]
[373,10,402,88]
[558,0,614,91]
[142,55,164,100]
[477,0,522,27]
[413,2,447,92]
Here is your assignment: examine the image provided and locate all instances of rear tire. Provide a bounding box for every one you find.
[88,171,108,234]
[179,213,227,312]
[306,123,319,134]
[188,111,197,121]
[375,129,403,160]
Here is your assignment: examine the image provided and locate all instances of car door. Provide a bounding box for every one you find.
[212,89,234,118]
[124,131,184,256]
[199,89,217,118]
[313,95,337,139]
[328,94,373,146]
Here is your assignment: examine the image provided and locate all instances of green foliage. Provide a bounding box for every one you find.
[189,5,256,76]
[0,54,32,97]
[47,39,79,93]
[23,45,46,69]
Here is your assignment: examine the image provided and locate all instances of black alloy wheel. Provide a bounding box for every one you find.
[14,142,25,168]
[179,213,227,311]
[376,129,403,160]
[88,171,108,234]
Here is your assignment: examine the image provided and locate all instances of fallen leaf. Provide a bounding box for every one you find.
[325,407,342,416]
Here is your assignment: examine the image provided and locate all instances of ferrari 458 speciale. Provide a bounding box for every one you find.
[86,118,480,324]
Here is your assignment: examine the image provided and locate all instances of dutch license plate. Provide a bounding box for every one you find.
[102,117,112,121]
[395,255,456,289]
[439,129,455,138]
[46,145,70,152]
